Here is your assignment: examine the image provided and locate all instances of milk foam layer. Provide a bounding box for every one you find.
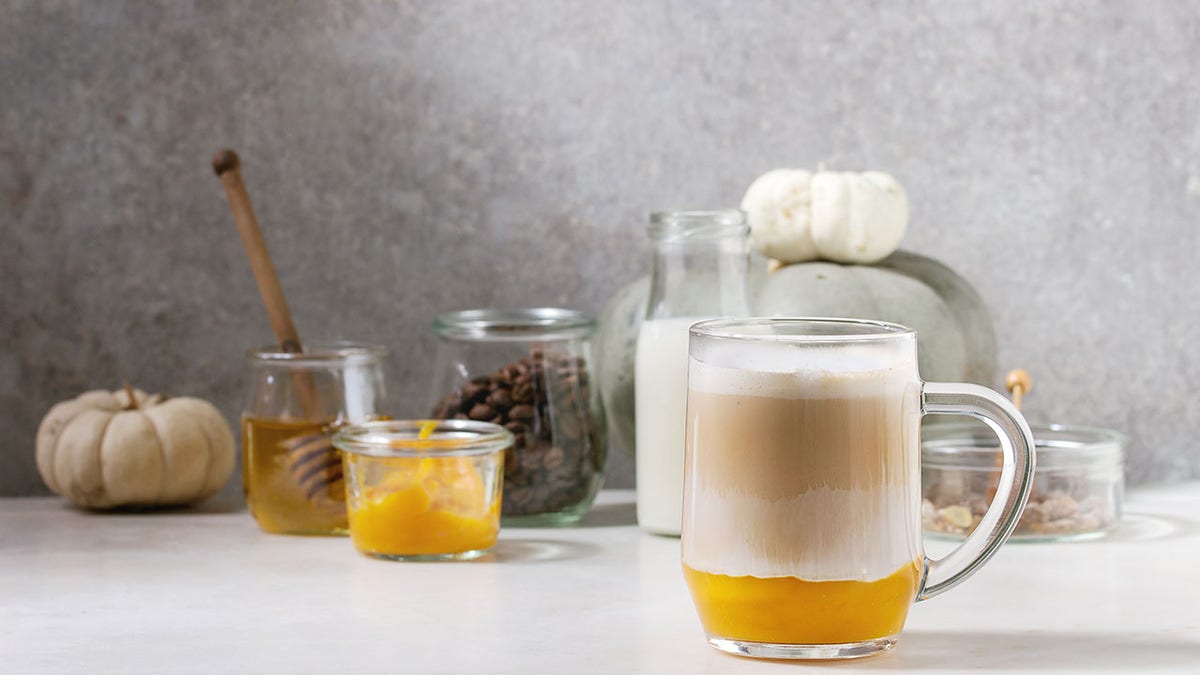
[689,338,917,398]
[682,352,922,582]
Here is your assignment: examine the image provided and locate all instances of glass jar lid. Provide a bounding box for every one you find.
[333,419,513,458]
[647,209,749,241]
[246,342,387,366]
[922,422,1126,471]
[432,308,595,342]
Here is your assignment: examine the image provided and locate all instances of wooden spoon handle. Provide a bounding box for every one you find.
[213,149,323,418]
[213,150,303,353]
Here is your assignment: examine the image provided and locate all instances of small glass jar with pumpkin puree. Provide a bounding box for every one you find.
[333,420,511,561]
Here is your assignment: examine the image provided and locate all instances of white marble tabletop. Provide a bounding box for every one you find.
[2,485,1199,674]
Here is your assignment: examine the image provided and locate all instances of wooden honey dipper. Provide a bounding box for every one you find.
[213,149,343,505]
[1006,369,1032,411]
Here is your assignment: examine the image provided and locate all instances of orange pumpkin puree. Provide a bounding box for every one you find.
[683,560,923,644]
[348,455,500,557]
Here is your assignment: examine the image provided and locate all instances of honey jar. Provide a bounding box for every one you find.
[242,343,387,535]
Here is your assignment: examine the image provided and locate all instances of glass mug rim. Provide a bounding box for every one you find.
[690,317,915,343]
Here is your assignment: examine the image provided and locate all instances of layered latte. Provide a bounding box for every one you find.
[682,340,924,645]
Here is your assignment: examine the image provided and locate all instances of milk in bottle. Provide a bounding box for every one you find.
[634,210,750,535]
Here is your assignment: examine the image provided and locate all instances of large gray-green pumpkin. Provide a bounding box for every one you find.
[595,250,997,455]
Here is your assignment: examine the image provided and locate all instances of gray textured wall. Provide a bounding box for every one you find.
[2,0,1198,497]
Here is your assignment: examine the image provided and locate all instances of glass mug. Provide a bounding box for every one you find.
[681,318,1035,660]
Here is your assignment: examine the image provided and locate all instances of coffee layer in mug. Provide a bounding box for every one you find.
[683,360,921,581]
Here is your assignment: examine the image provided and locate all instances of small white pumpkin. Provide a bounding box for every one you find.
[741,168,909,264]
[35,385,235,509]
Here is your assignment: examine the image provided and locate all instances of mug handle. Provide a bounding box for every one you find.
[918,382,1037,600]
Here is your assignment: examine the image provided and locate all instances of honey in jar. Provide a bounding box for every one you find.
[241,416,348,535]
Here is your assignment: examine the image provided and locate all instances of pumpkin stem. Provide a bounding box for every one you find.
[122,380,139,410]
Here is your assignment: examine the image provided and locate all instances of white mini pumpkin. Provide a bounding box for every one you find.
[35,386,235,509]
[741,168,909,264]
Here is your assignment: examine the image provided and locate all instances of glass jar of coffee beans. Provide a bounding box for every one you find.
[430,308,607,526]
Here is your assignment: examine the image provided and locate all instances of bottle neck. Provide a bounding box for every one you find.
[645,235,751,320]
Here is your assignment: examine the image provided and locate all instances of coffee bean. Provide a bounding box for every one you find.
[512,381,533,403]
[506,486,532,509]
[487,389,513,409]
[469,403,495,421]
[520,449,544,474]
[463,382,488,403]
[547,466,575,486]
[559,416,582,441]
[509,404,534,421]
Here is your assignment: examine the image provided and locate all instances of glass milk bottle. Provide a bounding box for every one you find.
[635,210,750,535]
